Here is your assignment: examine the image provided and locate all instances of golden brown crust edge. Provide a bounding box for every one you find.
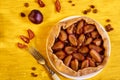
[46,16,110,76]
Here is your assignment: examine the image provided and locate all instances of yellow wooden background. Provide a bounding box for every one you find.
[0,0,120,80]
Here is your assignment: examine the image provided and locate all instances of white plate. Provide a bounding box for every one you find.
[47,16,111,80]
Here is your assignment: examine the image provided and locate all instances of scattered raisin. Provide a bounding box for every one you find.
[105,24,114,32]
[68,0,72,3]
[20,12,26,17]
[106,19,111,22]
[31,67,36,71]
[83,10,88,14]
[24,3,29,7]
[82,8,91,14]
[31,72,38,77]
[86,8,91,12]
[90,5,95,8]
[92,9,98,13]
[71,4,75,6]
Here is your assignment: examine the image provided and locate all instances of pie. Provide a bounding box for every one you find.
[46,16,110,76]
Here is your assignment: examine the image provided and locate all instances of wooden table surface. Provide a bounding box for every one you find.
[0,0,120,80]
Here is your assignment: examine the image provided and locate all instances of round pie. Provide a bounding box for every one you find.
[46,16,110,77]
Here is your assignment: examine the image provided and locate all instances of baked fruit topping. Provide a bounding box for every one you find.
[47,17,109,76]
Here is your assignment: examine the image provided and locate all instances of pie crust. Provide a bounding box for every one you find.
[46,16,110,76]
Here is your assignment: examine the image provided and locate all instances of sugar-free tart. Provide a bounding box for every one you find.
[46,16,110,76]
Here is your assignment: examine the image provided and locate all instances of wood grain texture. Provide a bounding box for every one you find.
[0,0,120,80]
